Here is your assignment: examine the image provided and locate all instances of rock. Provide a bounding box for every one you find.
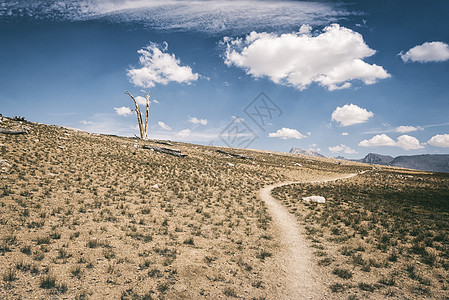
[0,128,27,135]
[151,184,159,189]
[302,196,326,203]
[0,159,11,168]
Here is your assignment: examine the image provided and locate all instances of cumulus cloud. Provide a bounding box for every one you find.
[177,129,191,137]
[359,134,424,150]
[329,144,357,154]
[427,134,449,147]
[400,42,449,63]
[396,135,425,150]
[359,134,398,147]
[188,117,208,125]
[396,125,422,133]
[332,104,374,127]
[158,121,171,130]
[224,24,390,91]
[268,128,305,140]
[114,106,133,116]
[127,43,199,88]
[341,132,349,136]
[0,1,352,34]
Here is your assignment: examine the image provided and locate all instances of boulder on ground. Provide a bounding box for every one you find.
[302,196,326,203]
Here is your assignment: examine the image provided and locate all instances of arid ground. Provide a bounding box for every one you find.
[1,117,448,299]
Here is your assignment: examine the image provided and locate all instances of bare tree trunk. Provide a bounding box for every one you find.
[144,92,150,140]
[125,91,145,139]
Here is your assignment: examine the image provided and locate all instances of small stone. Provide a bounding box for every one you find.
[151,184,159,189]
[227,162,235,167]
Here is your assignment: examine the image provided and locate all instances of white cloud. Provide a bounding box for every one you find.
[427,134,449,148]
[188,117,208,125]
[114,106,133,116]
[395,125,422,133]
[224,24,390,91]
[328,144,357,154]
[0,1,352,34]
[127,43,199,88]
[177,129,191,137]
[396,135,425,150]
[400,42,449,63]
[359,134,397,147]
[80,120,93,125]
[135,96,147,106]
[341,132,349,136]
[331,104,374,127]
[158,121,171,130]
[359,134,424,150]
[268,128,305,140]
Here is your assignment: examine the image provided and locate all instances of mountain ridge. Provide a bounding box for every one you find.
[339,153,449,173]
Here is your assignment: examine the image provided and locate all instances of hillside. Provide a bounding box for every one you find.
[1,117,448,299]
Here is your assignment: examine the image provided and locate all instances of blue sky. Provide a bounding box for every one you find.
[1,0,449,158]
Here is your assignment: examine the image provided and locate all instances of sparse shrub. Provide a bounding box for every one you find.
[157,282,169,293]
[87,239,99,248]
[379,276,395,286]
[3,268,17,282]
[256,250,272,261]
[40,274,56,289]
[223,287,237,297]
[330,283,346,293]
[71,266,82,278]
[36,236,51,245]
[333,267,352,279]
[183,237,194,245]
[358,282,375,292]
[148,268,162,278]
[318,257,332,266]
[21,244,32,255]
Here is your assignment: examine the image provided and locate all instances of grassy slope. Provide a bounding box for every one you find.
[273,170,449,299]
[1,117,447,299]
[0,117,364,299]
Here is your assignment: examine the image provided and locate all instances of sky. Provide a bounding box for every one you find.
[1,0,449,158]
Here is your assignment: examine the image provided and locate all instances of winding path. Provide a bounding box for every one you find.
[259,174,357,299]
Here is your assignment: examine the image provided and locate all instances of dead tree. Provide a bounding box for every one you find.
[125,91,150,140]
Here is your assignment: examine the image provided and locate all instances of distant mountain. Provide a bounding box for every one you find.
[350,153,449,173]
[289,148,325,158]
[358,153,394,165]
[390,154,449,173]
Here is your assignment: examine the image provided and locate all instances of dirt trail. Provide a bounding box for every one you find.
[259,173,357,299]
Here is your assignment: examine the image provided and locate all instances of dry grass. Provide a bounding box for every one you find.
[273,169,449,299]
[0,116,351,299]
[1,116,448,299]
